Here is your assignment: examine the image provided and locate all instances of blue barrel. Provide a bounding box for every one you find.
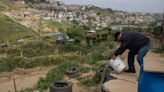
[138,65,164,92]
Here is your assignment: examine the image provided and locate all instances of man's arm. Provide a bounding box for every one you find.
[114,43,127,56]
[114,38,131,56]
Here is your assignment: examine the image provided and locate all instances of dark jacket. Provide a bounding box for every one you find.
[115,32,150,56]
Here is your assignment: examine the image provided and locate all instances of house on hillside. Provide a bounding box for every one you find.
[15,1,25,5]
[67,4,82,10]
[23,12,31,18]
[111,24,128,31]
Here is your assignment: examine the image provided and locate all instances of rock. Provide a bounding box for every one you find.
[102,79,137,92]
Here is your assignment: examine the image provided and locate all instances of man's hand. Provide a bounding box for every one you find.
[112,55,116,60]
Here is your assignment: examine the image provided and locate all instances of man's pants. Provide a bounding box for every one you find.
[128,44,150,69]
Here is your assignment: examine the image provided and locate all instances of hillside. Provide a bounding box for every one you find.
[0,13,36,44]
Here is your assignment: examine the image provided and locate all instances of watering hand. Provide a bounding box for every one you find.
[112,55,116,60]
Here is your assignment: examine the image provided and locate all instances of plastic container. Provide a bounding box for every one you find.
[109,57,126,73]
[138,65,164,92]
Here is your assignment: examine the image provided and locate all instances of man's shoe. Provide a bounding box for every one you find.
[124,68,136,73]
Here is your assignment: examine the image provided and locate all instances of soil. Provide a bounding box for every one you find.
[0,65,97,92]
[0,66,52,92]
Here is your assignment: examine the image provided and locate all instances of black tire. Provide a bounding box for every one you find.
[105,73,117,81]
[96,68,104,78]
[50,81,72,92]
[66,67,79,78]
[96,68,116,81]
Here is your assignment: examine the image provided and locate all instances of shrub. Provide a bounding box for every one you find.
[62,42,81,52]
[153,45,164,53]
[0,53,80,73]
[79,76,100,86]
[36,61,93,91]
[0,56,36,72]
[36,61,80,91]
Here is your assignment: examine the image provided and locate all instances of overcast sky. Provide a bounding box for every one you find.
[58,0,164,13]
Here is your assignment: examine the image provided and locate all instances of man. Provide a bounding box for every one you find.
[113,31,150,73]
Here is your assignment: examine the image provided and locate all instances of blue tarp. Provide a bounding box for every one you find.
[138,65,164,92]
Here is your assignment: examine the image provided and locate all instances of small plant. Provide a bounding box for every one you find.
[80,67,91,73]
[36,61,80,91]
[79,76,100,86]
[62,42,81,52]
[0,56,35,72]
[20,87,35,92]
[153,45,164,53]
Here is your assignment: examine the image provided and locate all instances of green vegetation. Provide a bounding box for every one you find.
[20,61,95,92]
[46,20,69,32]
[0,1,162,92]
[20,87,35,92]
[78,76,100,86]
[85,6,114,16]
[0,1,17,11]
[0,53,79,72]
[67,21,83,39]
[3,41,56,57]
[2,5,159,91]
[0,13,36,44]
[153,45,164,53]
[0,22,114,72]
[36,62,80,91]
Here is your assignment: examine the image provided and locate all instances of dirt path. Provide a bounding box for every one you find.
[0,65,96,92]
[0,66,52,92]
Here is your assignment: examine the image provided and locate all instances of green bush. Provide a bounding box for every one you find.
[0,56,35,72]
[79,76,100,86]
[80,67,91,73]
[0,53,80,73]
[78,41,114,64]
[62,42,81,52]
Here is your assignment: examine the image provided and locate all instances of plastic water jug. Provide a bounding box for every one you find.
[109,57,126,73]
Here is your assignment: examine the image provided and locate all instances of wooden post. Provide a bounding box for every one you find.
[20,51,23,57]
[13,78,17,92]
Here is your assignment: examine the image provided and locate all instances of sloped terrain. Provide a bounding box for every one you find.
[0,13,36,44]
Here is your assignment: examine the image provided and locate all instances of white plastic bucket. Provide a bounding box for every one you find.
[109,57,126,73]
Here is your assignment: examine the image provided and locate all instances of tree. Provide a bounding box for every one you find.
[96,12,101,16]
[66,23,83,39]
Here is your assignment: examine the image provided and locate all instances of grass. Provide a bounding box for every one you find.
[0,12,116,91]
[0,1,15,11]
[1,40,56,57]
[0,38,114,72]
[45,20,69,32]
[78,41,114,64]
[0,53,79,72]
[36,61,80,91]
[35,61,97,91]
[78,76,100,86]
[0,13,36,44]
[153,45,164,53]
